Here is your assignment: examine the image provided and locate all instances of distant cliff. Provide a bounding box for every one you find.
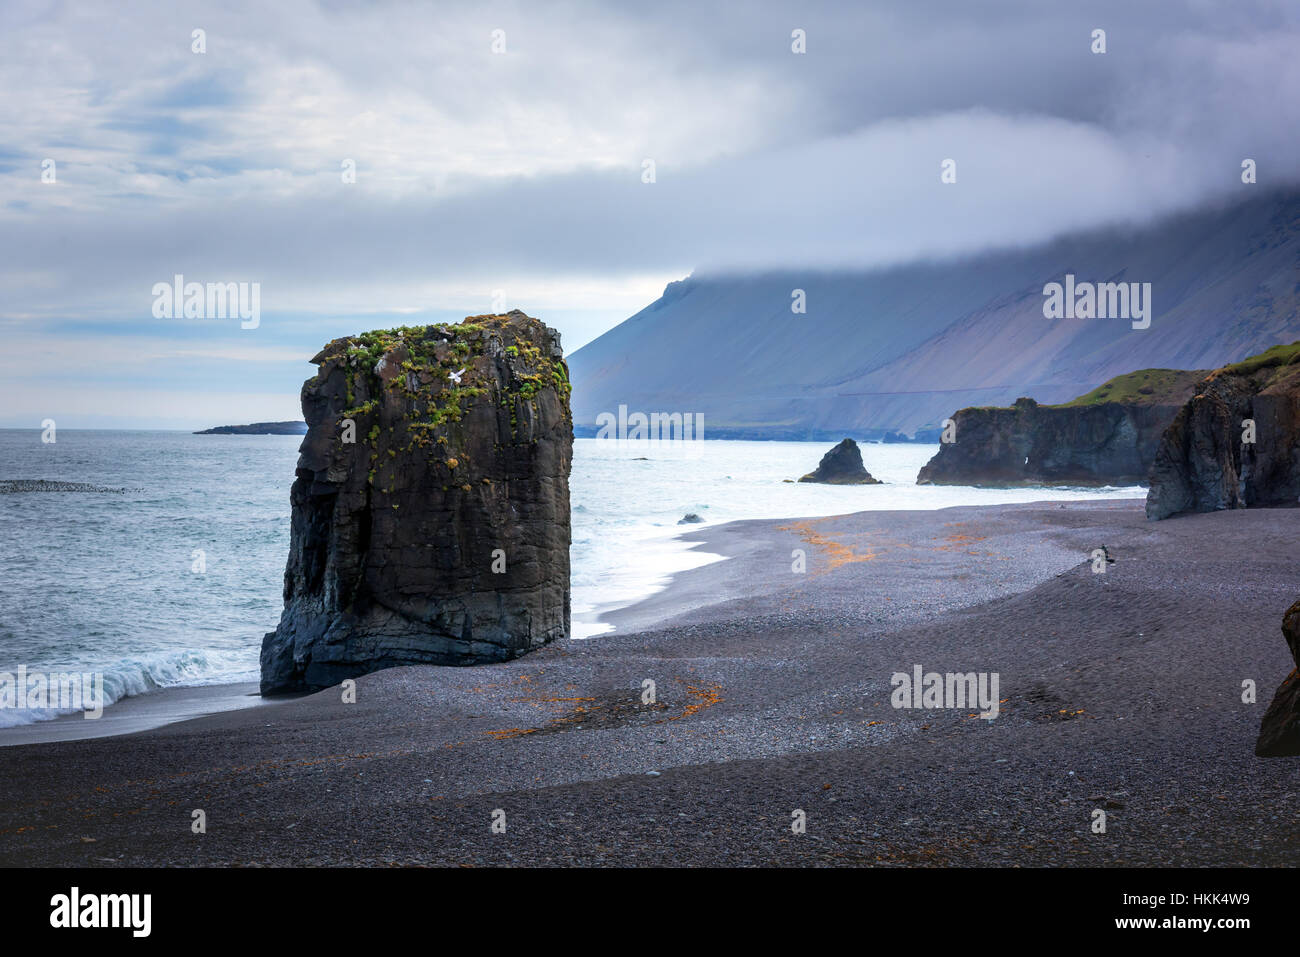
[260,311,573,695]
[195,421,307,435]
[916,369,1205,486]
[1146,343,1300,520]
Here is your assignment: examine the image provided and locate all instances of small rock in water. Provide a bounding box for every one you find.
[797,439,882,485]
[678,513,704,524]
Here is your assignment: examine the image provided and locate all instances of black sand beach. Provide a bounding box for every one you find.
[2,499,1297,867]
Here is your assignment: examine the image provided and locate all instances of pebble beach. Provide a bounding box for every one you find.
[2,499,1296,866]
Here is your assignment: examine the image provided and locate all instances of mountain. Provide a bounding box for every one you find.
[569,191,1300,437]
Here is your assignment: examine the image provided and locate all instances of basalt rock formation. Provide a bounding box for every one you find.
[1146,343,1300,520]
[917,369,1206,487]
[260,311,573,695]
[798,438,881,485]
[1256,598,1300,757]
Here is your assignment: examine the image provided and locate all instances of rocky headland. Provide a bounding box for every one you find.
[917,369,1206,487]
[1146,342,1300,520]
[260,311,573,695]
[194,421,308,435]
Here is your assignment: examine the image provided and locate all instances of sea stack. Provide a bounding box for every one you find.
[260,311,573,695]
[798,438,881,485]
[1256,598,1300,757]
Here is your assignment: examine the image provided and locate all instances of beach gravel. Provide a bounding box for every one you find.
[1,500,1297,867]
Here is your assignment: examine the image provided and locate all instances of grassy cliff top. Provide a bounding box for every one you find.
[321,312,533,365]
[316,311,570,437]
[1051,368,1208,408]
[1209,340,1300,383]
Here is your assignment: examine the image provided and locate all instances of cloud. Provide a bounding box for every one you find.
[0,106,1281,320]
[0,0,1298,423]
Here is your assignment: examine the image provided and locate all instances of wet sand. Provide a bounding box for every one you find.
[2,499,1297,866]
[0,683,276,747]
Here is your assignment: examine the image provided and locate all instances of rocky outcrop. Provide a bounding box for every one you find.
[1256,599,1300,757]
[1146,344,1300,520]
[917,369,1205,487]
[195,421,307,435]
[798,438,881,484]
[260,311,573,695]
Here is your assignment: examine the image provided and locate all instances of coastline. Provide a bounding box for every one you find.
[0,494,1111,745]
[597,498,1121,635]
[3,498,1298,866]
[0,434,1141,743]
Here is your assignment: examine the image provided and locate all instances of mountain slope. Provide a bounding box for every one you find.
[569,191,1300,436]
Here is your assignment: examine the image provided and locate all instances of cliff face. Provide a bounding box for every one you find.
[916,369,1204,486]
[260,311,573,695]
[1146,344,1300,520]
[1256,599,1300,757]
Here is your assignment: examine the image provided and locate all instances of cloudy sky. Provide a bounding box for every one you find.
[2,0,1298,427]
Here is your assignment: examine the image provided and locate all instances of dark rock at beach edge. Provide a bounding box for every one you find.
[1256,597,1300,757]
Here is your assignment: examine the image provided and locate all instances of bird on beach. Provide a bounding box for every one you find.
[1098,545,1116,565]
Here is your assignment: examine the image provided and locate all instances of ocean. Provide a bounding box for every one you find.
[0,430,1144,726]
